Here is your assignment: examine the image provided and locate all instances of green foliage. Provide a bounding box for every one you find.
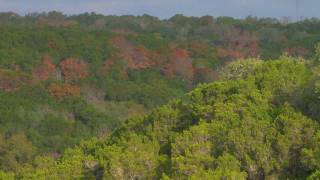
[14,58,317,179]
[0,133,35,171]
[171,122,214,178]
[17,148,97,180]
[98,134,161,179]
[315,43,320,62]
[1,12,320,179]
[189,153,247,180]
[0,170,14,180]
[102,69,187,108]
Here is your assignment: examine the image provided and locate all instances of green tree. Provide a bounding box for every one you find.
[0,133,35,171]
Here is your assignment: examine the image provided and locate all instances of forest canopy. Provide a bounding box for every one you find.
[0,12,320,179]
[1,57,319,179]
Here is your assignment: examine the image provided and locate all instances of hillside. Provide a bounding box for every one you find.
[0,58,319,179]
[0,12,320,179]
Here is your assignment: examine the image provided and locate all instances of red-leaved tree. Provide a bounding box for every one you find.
[32,55,57,82]
[60,58,89,82]
[162,48,194,81]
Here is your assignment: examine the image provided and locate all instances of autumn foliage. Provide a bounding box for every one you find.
[101,36,157,78]
[216,28,260,60]
[0,69,31,91]
[162,48,194,81]
[189,42,211,57]
[60,58,89,82]
[110,36,155,69]
[127,45,156,69]
[32,55,57,82]
[48,83,81,99]
[107,36,195,81]
[174,48,189,58]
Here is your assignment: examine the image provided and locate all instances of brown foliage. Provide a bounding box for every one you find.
[107,36,197,81]
[162,48,194,81]
[127,45,156,69]
[0,69,31,92]
[216,28,260,60]
[111,36,155,69]
[32,55,56,82]
[101,36,157,77]
[60,58,89,82]
[48,83,81,99]
[189,42,210,57]
[99,54,129,79]
[174,48,189,58]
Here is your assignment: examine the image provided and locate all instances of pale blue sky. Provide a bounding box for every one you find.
[0,0,318,19]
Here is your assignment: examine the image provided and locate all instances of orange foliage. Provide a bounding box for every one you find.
[32,55,56,82]
[102,36,157,77]
[111,36,155,69]
[60,58,89,82]
[174,48,189,58]
[108,36,196,81]
[162,48,194,81]
[127,45,156,69]
[48,83,81,99]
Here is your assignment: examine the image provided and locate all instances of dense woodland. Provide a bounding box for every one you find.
[0,11,320,179]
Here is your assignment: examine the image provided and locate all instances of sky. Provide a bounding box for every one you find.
[0,0,319,20]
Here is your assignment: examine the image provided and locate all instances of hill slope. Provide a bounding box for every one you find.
[2,13,320,159]
[3,58,319,179]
